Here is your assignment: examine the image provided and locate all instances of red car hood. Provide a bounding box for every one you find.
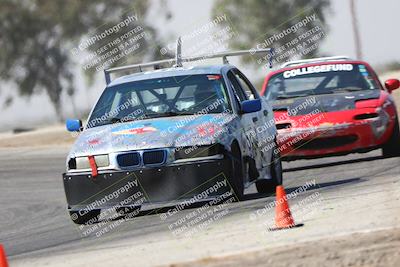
[273,90,382,128]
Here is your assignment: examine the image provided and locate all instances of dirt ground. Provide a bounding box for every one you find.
[0,125,74,148]
[169,228,400,267]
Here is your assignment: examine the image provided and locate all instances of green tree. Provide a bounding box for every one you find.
[212,0,330,64]
[0,0,167,120]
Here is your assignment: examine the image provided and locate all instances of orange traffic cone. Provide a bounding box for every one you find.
[270,185,303,231]
[0,244,8,267]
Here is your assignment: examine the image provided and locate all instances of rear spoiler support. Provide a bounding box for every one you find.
[104,38,273,85]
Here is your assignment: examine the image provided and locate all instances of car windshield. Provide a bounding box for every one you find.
[264,63,380,101]
[87,74,231,128]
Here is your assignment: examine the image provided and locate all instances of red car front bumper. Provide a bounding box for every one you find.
[276,108,395,159]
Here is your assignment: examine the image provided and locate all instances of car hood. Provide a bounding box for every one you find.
[272,90,381,116]
[69,114,235,157]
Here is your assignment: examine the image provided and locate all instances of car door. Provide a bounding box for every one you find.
[226,70,261,176]
[231,69,275,170]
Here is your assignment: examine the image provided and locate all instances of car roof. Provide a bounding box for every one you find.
[108,64,231,87]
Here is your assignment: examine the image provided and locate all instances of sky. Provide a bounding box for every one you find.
[1,0,400,131]
[160,0,400,65]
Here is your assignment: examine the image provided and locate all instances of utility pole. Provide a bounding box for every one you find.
[350,0,363,59]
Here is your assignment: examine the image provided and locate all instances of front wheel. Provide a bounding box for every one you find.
[382,118,400,158]
[69,209,101,225]
[256,143,283,194]
[228,143,245,201]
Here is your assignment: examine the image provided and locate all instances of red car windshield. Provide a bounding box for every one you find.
[264,63,380,100]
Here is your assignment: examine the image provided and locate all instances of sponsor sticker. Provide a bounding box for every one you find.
[88,138,101,145]
[358,64,369,76]
[112,126,157,135]
[283,64,354,78]
[207,75,221,80]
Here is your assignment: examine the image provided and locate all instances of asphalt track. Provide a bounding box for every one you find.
[0,146,399,266]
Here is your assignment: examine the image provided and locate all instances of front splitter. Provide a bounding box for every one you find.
[63,159,233,211]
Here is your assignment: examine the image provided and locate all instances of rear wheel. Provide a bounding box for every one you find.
[382,118,400,158]
[69,209,101,225]
[228,143,245,201]
[256,142,283,194]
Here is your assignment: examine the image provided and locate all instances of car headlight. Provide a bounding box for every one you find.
[175,144,224,160]
[382,99,392,109]
[68,155,110,170]
[370,108,390,138]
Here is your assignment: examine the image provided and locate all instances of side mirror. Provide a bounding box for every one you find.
[66,119,82,132]
[384,79,400,93]
[241,99,261,114]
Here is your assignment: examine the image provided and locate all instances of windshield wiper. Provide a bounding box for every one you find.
[276,94,308,99]
[146,111,196,118]
[333,87,363,92]
[99,117,137,125]
[110,117,137,123]
[273,106,288,111]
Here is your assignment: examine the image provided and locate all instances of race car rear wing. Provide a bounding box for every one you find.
[281,56,351,68]
[104,37,273,84]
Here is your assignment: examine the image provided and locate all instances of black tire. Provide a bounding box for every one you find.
[256,142,283,194]
[69,209,100,225]
[228,143,245,201]
[382,118,400,158]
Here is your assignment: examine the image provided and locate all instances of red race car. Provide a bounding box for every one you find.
[260,56,400,160]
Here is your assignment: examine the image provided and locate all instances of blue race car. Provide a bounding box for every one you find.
[63,45,281,224]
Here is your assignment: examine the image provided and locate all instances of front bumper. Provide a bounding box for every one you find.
[63,158,232,211]
[277,118,394,159]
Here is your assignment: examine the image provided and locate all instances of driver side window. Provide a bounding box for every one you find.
[227,71,247,104]
[234,71,258,100]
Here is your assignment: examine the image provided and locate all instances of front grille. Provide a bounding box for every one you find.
[117,152,140,167]
[276,123,292,130]
[354,113,378,120]
[293,135,358,150]
[143,150,166,165]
